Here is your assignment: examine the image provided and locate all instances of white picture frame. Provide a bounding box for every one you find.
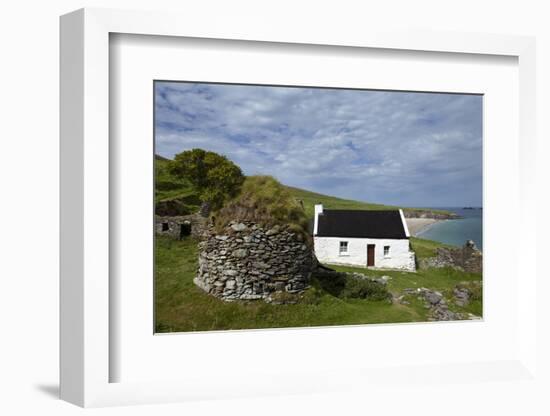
[60,7,538,408]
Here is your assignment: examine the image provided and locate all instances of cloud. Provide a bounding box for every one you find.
[155,82,482,207]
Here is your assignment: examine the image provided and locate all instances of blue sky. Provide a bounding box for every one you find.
[155,82,482,208]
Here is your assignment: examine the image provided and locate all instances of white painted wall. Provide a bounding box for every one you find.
[314,236,416,271]
[399,209,411,237]
[313,204,324,235]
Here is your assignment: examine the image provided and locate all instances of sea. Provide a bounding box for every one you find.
[416,207,483,251]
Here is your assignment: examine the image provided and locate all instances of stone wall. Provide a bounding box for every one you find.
[194,221,314,302]
[155,214,207,239]
[419,240,482,273]
[155,199,195,216]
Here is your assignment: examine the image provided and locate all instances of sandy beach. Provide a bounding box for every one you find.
[406,218,442,236]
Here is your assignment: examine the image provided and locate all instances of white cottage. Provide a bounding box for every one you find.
[313,204,416,271]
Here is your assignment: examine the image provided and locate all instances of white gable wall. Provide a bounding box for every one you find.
[313,204,323,235]
[314,236,416,271]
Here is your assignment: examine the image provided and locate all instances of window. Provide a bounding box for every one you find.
[384,245,390,257]
[339,241,349,254]
[162,222,169,231]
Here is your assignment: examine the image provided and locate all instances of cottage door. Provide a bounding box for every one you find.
[367,244,375,267]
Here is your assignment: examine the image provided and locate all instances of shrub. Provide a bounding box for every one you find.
[312,271,347,297]
[340,276,392,301]
[312,271,391,301]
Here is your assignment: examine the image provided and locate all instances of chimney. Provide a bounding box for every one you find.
[313,204,324,235]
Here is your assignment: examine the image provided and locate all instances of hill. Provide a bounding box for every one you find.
[285,186,455,219]
[284,185,402,219]
[155,154,455,219]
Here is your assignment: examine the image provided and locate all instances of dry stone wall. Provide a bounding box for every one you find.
[155,214,207,239]
[194,221,314,302]
[419,240,482,273]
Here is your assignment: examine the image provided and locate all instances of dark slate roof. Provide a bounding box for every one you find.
[316,210,407,239]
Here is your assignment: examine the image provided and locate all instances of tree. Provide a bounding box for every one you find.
[169,149,245,209]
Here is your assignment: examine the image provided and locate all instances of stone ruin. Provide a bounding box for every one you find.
[419,240,482,274]
[155,213,207,240]
[193,221,315,302]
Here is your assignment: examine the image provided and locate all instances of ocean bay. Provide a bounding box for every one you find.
[417,208,483,250]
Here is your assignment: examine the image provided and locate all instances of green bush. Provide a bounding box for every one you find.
[312,272,347,297]
[312,271,391,301]
[169,148,245,209]
[341,276,392,301]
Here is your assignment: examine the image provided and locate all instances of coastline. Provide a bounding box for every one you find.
[406,218,444,237]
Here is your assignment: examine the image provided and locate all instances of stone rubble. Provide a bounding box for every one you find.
[453,287,471,307]
[399,287,463,321]
[418,240,482,273]
[398,285,483,321]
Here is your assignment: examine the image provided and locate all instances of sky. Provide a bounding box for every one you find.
[155,81,482,208]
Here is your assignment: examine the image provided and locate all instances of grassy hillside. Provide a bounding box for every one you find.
[155,156,192,201]
[155,154,450,218]
[285,185,450,219]
[285,185,401,219]
[155,156,203,216]
[410,237,454,259]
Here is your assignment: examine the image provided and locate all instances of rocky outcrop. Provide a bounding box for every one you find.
[453,281,482,307]
[398,288,461,321]
[404,210,460,220]
[419,240,482,273]
[398,288,456,320]
[194,221,314,302]
[397,285,482,321]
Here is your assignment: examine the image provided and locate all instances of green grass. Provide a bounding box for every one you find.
[214,176,310,237]
[284,185,452,219]
[155,156,199,204]
[410,237,455,259]
[285,186,398,218]
[328,263,480,293]
[328,263,482,317]
[155,235,482,333]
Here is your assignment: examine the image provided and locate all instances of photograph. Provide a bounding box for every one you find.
[154,81,483,333]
